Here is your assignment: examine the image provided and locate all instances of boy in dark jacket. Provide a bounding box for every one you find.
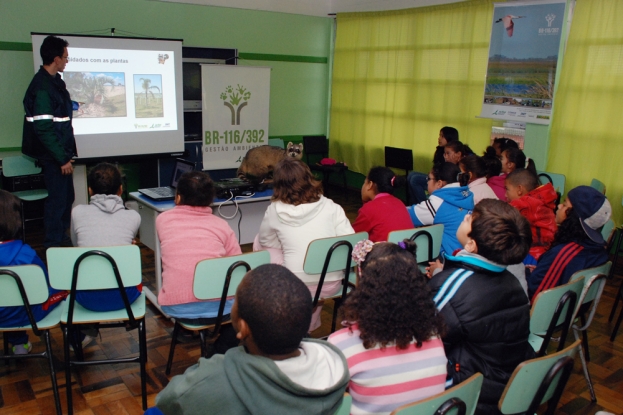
[153,264,349,415]
[428,199,535,415]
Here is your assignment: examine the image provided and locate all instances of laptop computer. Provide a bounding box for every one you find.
[138,159,195,201]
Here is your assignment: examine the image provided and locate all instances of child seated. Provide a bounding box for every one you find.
[153,264,349,415]
[428,199,534,415]
[483,147,506,201]
[70,162,142,313]
[329,241,447,415]
[528,186,611,300]
[458,155,498,204]
[352,166,413,242]
[407,162,474,256]
[157,171,242,322]
[505,169,557,262]
[0,190,66,354]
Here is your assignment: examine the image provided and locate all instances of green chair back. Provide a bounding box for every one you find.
[268,138,285,148]
[590,178,606,194]
[0,265,49,306]
[570,262,611,307]
[391,373,483,415]
[2,155,42,177]
[387,224,444,264]
[601,219,615,244]
[334,393,352,415]
[303,232,368,275]
[193,251,270,300]
[537,171,566,195]
[499,340,580,414]
[47,245,141,290]
[530,276,584,334]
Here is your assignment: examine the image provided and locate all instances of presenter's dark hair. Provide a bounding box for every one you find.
[88,163,122,195]
[440,127,459,143]
[431,162,460,184]
[272,158,322,205]
[0,190,22,241]
[41,35,69,66]
[236,264,312,355]
[367,166,405,195]
[176,171,215,207]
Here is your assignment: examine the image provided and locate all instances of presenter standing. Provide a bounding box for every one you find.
[22,35,78,248]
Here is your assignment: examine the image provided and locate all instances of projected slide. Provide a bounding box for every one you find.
[65,47,176,135]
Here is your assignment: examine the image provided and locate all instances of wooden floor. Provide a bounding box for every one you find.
[2,186,623,415]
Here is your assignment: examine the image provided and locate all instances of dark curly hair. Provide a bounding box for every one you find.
[88,162,122,195]
[272,158,323,205]
[482,147,502,178]
[341,242,445,350]
[431,162,460,184]
[176,171,215,207]
[553,208,587,245]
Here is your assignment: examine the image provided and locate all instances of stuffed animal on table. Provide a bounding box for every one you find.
[237,142,303,184]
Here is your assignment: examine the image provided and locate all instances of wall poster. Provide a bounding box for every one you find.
[480,0,567,125]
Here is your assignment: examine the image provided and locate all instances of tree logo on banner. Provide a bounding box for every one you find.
[220,84,252,125]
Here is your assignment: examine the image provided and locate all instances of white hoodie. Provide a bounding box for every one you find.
[258,196,354,284]
[71,194,141,247]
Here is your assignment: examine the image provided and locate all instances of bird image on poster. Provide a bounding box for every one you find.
[481,1,566,125]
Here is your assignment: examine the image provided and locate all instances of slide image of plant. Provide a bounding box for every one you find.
[134,74,164,118]
[65,72,126,118]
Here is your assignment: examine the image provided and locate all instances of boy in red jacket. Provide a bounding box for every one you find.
[505,169,558,263]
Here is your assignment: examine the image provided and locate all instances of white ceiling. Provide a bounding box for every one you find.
[155,0,465,17]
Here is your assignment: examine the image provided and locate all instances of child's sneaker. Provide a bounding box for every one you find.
[12,342,32,355]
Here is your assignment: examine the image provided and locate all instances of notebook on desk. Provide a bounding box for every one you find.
[138,159,195,201]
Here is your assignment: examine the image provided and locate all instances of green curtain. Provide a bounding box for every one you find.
[548,0,623,220]
[329,0,497,176]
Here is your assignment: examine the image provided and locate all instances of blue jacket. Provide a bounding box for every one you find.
[0,240,62,326]
[407,183,474,255]
[527,239,608,301]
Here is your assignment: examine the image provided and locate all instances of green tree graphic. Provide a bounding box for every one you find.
[220,84,251,125]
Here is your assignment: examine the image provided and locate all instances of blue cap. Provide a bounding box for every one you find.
[567,186,611,244]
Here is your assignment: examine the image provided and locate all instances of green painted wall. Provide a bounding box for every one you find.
[0,0,332,151]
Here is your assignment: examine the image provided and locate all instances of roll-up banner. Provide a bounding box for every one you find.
[202,65,270,169]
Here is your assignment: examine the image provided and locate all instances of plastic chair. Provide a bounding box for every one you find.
[1,155,48,241]
[387,225,444,272]
[47,245,147,414]
[385,146,413,202]
[304,232,368,333]
[590,178,606,195]
[569,262,610,402]
[498,339,580,415]
[268,138,284,148]
[334,393,352,415]
[302,135,348,197]
[165,251,270,375]
[529,276,584,356]
[390,373,483,415]
[537,171,566,195]
[608,198,623,280]
[0,266,63,415]
[601,218,616,247]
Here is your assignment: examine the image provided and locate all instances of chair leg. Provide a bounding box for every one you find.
[139,319,148,410]
[63,326,74,415]
[611,303,623,342]
[20,200,26,242]
[330,299,341,334]
[165,322,181,375]
[3,334,9,363]
[574,330,596,402]
[609,277,623,323]
[199,330,207,358]
[43,330,63,415]
[609,229,622,279]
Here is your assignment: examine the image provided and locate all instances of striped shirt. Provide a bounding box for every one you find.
[328,325,447,415]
